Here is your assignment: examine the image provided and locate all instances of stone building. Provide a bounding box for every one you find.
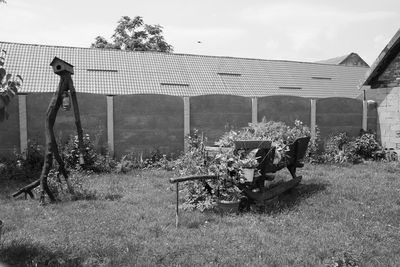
[361,29,400,153]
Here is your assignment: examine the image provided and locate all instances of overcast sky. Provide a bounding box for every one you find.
[1,0,399,65]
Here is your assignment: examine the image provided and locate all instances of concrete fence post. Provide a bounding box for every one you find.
[251,97,258,123]
[18,94,28,157]
[183,97,190,152]
[310,99,316,141]
[362,100,368,131]
[106,95,114,157]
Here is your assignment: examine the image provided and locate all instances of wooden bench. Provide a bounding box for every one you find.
[169,137,311,225]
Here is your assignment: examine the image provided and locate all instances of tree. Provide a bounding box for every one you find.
[0,49,23,122]
[91,16,173,52]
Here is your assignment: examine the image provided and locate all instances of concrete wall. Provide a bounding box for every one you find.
[1,93,370,158]
[258,96,311,126]
[0,99,19,157]
[113,94,184,158]
[26,93,107,151]
[316,97,363,141]
[190,95,251,144]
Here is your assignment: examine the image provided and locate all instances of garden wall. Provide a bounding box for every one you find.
[113,94,184,158]
[316,97,363,142]
[26,93,107,151]
[258,96,311,126]
[190,95,251,144]
[0,93,370,159]
[0,99,19,157]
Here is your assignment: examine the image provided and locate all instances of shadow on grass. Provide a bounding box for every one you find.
[262,181,329,214]
[0,239,81,267]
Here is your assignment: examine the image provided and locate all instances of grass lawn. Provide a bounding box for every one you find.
[1,162,400,266]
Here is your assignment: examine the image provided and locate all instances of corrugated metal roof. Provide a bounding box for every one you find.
[0,41,369,98]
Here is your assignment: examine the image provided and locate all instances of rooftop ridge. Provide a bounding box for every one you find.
[0,40,369,69]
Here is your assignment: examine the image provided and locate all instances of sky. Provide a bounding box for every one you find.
[0,0,399,65]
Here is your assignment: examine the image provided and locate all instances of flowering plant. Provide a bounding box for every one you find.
[238,153,259,169]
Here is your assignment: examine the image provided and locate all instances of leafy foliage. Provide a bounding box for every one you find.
[91,16,173,52]
[0,49,23,121]
[0,140,43,181]
[216,118,311,148]
[321,132,385,164]
[175,120,311,211]
[60,134,116,173]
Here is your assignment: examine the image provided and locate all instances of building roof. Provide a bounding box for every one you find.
[360,29,400,88]
[0,41,369,98]
[316,53,369,67]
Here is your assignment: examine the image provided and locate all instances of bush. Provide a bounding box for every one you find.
[0,140,43,181]
[322,132,382,164]
[60,134,115,173]
[350,133,380,159]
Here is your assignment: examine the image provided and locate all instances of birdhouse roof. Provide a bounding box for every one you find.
[49,57,74,67]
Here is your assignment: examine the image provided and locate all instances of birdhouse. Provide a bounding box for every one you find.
[50,57,74,75]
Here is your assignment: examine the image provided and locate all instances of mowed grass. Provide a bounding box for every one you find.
[1,162,400,266]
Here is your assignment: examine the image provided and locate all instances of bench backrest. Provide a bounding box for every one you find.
[286,136,311,163]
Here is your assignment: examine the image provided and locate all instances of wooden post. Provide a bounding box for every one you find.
[251,97,258,123]
[107,95,114,157]
[310,99,316,141]
[18,94,28,157]
[362,100,368,131]
[175,182,179,228]
[183,97,190,152]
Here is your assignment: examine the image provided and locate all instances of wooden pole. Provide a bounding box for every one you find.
[69,81,85,165]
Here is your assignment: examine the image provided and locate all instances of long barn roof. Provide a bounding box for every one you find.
[0,41,369,98]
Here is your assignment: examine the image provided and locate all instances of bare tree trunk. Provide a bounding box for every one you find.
[39,75,66,203]
[13,72,84,202]
[69,79,85,166]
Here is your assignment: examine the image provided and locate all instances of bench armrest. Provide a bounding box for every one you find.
[169,175,218,184]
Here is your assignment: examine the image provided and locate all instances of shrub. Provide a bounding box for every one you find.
[60,134,115,173]
[350,133,380,159]
[322,132,382,164]
[0,140,43,181]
